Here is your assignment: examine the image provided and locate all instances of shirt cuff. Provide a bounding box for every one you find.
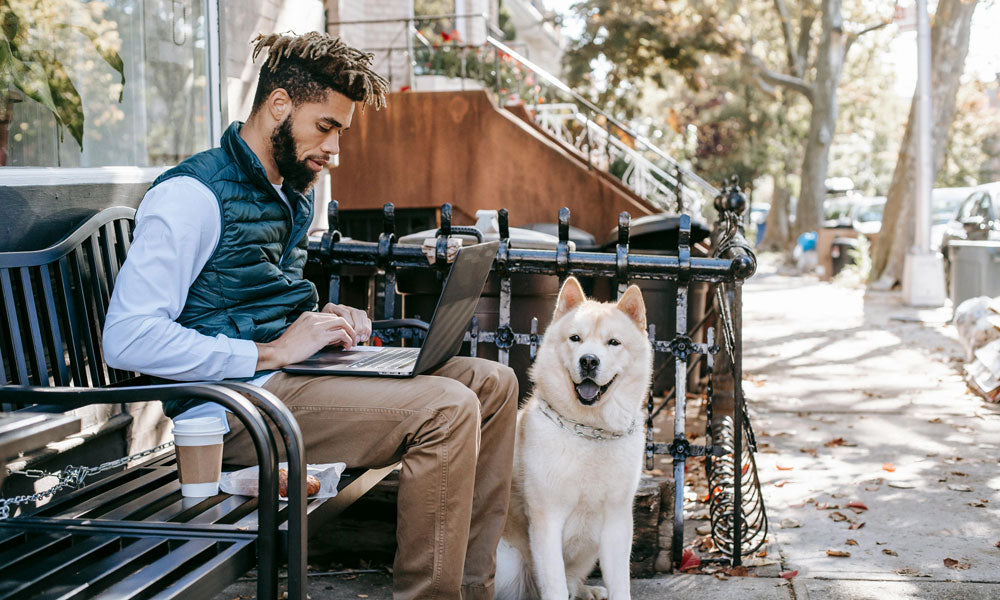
[226,338,260,379]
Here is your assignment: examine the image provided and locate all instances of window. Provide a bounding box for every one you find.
[958,194,982,221]
[2,0,213,168]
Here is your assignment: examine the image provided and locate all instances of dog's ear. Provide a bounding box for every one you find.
[616,285,647,331]
[554,276,586,319]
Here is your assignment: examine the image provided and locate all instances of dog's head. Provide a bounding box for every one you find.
[532,277,653,423]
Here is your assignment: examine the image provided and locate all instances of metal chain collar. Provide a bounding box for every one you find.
[536,399,638,441]
[0,441,175,520]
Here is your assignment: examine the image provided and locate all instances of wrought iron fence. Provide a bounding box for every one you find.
[308,180,765,566]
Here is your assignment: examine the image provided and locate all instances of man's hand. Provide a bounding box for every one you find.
[255,311,359,371]
[320,303,372,344]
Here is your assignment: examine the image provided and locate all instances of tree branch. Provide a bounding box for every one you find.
[845,21,891,54]
[743,50,815,103]
[772,0,801,75]
[795,14,815,77]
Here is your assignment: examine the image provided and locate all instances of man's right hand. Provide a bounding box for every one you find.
[255,311,357,371]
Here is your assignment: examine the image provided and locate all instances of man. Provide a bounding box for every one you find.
[103,32,517,600]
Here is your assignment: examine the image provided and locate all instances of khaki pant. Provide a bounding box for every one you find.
[222,357,518,600]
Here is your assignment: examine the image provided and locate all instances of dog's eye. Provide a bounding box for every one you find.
[608,338,621,346]
[569,334,581,342]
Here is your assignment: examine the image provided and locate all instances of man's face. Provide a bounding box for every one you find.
[270,90,355,193]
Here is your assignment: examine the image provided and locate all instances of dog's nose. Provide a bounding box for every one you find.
[579,354,600,374]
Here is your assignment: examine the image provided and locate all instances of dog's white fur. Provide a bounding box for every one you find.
[495,277,653,600]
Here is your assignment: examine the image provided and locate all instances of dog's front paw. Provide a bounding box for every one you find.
[576,584,608,600]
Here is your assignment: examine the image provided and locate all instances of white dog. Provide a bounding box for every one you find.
[495,276,653,600]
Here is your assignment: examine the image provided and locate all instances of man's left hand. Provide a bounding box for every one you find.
[321,303,372,343]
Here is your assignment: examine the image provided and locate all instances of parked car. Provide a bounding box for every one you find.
[931,186,979,250]
[939,182,1000,289]
[851,196,886,236]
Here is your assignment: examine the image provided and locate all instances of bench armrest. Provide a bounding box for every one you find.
[0,382,283,600]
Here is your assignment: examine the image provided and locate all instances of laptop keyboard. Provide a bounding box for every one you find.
[347,347,420,371]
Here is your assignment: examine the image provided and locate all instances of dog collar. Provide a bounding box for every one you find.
[536,399,638,441]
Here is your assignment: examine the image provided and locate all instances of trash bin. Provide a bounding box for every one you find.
[947,240,1000,310]
[830,237,859,278]
[396,210,575,400]
[595,214,713,396]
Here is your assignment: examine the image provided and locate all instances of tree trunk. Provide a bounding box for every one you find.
[761,171,792,249]
[870,0,978,286]
[793,0,847,240]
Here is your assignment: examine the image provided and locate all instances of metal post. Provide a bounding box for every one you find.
[406,17,415,90]
[914,0,932,254]
[671,282,688,566]
[902,0,945,306]
[731,281,744,565]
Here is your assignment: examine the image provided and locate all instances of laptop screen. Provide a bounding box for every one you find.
[413,241,499,372]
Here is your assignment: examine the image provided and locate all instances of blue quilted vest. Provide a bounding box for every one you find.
[150,122,318,417]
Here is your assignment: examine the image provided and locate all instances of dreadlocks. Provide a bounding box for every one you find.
[250,32,389,112]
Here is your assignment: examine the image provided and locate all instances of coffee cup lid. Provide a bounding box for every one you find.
[172,416,227,437]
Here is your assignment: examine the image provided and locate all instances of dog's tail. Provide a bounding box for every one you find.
[494,538,534,600]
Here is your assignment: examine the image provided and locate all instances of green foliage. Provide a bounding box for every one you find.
[939,78,1000,186]
[563,0,737,117]
[0,0,125,151]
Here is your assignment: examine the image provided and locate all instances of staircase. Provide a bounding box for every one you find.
[409,34,720,217]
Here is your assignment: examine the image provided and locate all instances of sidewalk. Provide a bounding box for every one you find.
[218,255,1000,599]
[743,255,1000,598]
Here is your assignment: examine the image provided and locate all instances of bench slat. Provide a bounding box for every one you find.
[37,469,176,520]
[93,538,220,599]
[39,263,71,387]
[19,267,50,386]
[0,533,122,598]
[1,268,29,385]
[32,537,169,600]
[54,257,87,387]
[68,249,105,388]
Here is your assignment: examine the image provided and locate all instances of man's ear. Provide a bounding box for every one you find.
[554,276,586,320]
[616,285,646,331]
[266,88,292,121]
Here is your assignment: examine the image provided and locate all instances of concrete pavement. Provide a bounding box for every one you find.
[218,254,1000,599]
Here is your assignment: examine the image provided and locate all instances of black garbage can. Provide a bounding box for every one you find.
[594,214,713,396]
[396,211,571,400]
[830,237,859,277]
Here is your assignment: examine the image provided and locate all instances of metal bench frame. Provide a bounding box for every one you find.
[0,207,314,600]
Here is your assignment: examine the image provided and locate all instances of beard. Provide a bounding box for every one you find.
[270,115,319,194]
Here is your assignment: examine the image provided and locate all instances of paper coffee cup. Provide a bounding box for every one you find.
[172,416,226,497]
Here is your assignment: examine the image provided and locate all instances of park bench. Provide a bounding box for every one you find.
[0,206,395,600]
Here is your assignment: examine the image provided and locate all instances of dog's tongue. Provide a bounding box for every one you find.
[576,380,600,400]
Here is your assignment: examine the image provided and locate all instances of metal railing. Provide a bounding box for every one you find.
[308,180,765,566]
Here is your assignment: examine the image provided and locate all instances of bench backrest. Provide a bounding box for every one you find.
[0,207,136,406]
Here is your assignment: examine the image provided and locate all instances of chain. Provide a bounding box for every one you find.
[0,441,175,520]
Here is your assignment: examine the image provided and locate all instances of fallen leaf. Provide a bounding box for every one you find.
[943,558,971,570]
[829,511,848,522]
[845,539,859,546]
[774,480,790,488]
[895,568,930,577]
[876,541,888,545]
[680,549,701,572]
[714,572,729,580]
[721,565,749,577]
[756,549,768,558]
[827,549,851,557]
[789,498,815,508]
[994,541,1000,548]
[882,463,896,472]
[780,518,803,529]
[882,549,898,556]
[780,570,799,579]
[776,465,795,471]
[928,417,942,424]
[888,482,916,489]
[357,596,369,599]
[824,437,848,447]
[951,471,968,477]
[847,501,869,513]
[816,503,840,510]
[849,521,866,530]
[864,478,884,491]
[948,484,973,492]
[967,499,989,508]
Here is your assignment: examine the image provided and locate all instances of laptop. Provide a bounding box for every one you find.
[282,241,499,377]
